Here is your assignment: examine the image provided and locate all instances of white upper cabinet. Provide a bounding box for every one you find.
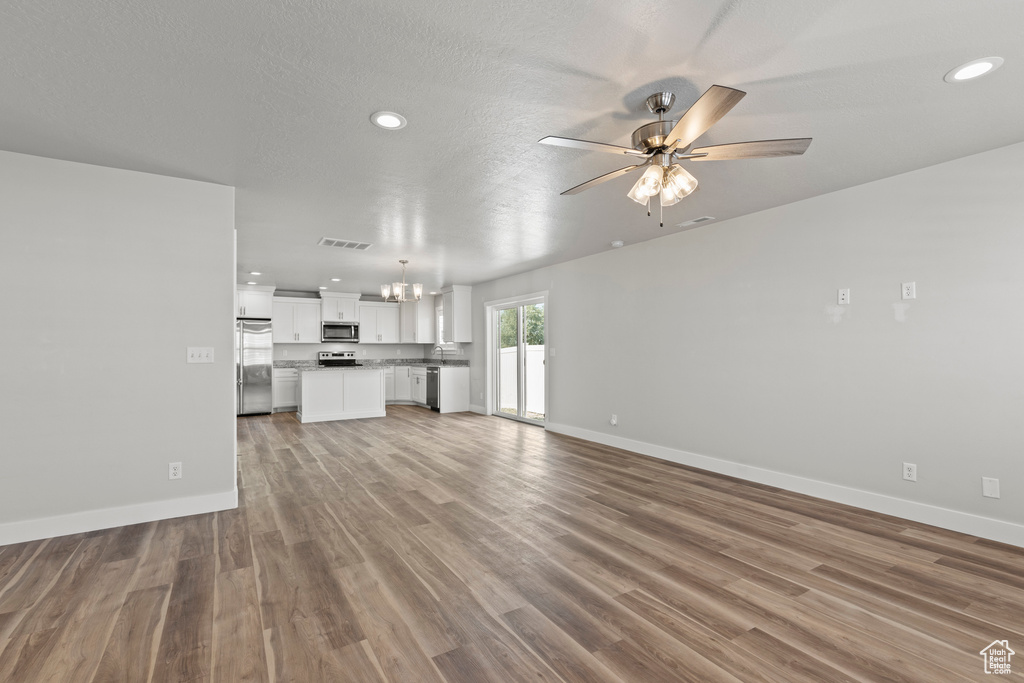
[272,297,322,343]
[400,300,436,344]
[358,302,400,343]
[320,293,360,322]
[440,285,472,343]
[236,285,275,319]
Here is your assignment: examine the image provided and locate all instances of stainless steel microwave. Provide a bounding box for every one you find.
[322,321,359,343]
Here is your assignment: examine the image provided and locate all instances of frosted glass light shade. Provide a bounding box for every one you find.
[660,184,682,207]
[627,165,664,205]
[663,165,698,201]
[412,283,423,300]
[381,284,391,299]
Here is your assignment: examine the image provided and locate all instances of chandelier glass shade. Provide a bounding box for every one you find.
[381,260,423,303]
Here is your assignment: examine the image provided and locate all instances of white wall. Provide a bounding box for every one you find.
[469,142,1024,545]
[0,151,237,545]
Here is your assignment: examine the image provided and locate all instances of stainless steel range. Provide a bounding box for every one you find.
[318,351,361,367]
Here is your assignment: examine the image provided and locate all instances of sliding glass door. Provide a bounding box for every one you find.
[495,300,545,423]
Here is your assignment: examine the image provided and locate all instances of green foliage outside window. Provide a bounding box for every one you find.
[499,304,544,348]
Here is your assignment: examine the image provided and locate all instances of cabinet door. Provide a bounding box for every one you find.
[358,307,378,343]
[384,368,395,401]
[322,297,358,322]
[395,367,411,400]
[244,291,273,319]
[416,301,436,343]
[321,298,340,322]
[400,303,415,343]
[272,302,295,343]
[411,372,426,403]
[378,307,399,343]
[338,298,357,321]
[441,291,455,343]
[294,303,321,342]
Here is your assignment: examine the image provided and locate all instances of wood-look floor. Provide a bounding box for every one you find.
[1,406,1022,682]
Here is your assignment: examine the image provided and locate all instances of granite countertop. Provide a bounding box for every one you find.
[275,359,469,370]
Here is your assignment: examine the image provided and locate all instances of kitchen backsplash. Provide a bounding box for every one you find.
[273,342,427,361]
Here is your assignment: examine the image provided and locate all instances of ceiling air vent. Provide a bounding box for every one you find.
[676,216,716,228]
[318,237,373,250]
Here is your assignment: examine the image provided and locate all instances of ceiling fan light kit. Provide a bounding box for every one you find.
[539,84,812,225]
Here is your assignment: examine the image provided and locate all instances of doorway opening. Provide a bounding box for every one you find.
[493,297,545,424]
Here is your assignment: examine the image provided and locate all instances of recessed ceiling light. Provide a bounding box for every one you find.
[611,240,624,248]
[246,281,257,285]
[331,278,341,282]
[319,286,328,290]
[371,111,407,130]
[249,271,261,275]
[944,56,1004,83]
[429,291,438,295]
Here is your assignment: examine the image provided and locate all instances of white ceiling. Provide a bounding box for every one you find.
[3,1,1023,295]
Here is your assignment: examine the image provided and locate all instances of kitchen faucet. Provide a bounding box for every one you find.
[432,345,446,365]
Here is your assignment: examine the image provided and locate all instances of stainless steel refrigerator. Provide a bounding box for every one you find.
[236,319,273,415]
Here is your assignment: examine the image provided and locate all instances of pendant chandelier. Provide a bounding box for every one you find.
[381,259,423,303]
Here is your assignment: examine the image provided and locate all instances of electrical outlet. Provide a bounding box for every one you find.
[610,414,618,426]
[901,282,916,300]
[169,462,182,480]
[838,289,850,305]
[902,462,917,482]
[982,477,1000,498]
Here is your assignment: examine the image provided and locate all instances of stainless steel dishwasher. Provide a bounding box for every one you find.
[426,366,440,411]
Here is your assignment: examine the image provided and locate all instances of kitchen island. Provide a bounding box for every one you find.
[296,367,385,423]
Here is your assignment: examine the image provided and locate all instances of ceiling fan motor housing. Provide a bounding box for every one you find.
[632,120,677,153]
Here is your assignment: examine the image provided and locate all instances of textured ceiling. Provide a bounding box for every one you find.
[3,0,1023,294]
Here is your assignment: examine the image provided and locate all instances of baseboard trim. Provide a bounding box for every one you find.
[0,488,238,547]
[545,422,1023,548]
[297,408,386,423]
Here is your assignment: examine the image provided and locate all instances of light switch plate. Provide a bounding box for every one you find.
[982,477,1000,498]
[187,347,214,363]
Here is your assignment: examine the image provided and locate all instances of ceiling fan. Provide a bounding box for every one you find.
[539,85,811,225]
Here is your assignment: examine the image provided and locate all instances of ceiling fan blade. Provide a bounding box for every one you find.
[539,136,651,158]
[688,138,812,160]
[561,163,649,195]
[664,85,746,152]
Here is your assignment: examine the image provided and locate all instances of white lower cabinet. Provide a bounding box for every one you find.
[411,367,427,404]
[297,369,385,423]
[272,368,298,411]
[437,366,470,413]
[394,366,412,400]
[385,366,414,404]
